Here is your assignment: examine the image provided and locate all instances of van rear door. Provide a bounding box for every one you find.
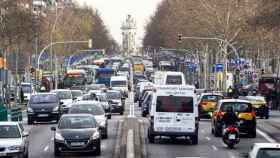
[154,96,195,133]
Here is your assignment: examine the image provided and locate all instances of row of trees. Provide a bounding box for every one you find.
[143,0,280,67]
[0,0,117,72]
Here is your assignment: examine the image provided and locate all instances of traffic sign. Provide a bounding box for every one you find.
[215,64,223,72]
[63,56,70,66]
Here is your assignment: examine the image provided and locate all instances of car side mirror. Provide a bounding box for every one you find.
[59,101,63,105]
[239,153,249,158]
[22,132,29,137]
[73,97,77,101]
[51,127,56,131]
[121,97,125,101]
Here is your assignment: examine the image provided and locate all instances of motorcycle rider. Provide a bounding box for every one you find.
[222,106,239,127]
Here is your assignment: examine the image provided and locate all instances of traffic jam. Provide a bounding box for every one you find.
[0,54,279,158]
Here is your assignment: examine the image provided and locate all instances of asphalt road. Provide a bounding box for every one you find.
[134,105,272,158]
[21,99,131,158]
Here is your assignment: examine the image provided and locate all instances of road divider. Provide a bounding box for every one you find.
[127,129,135,158]
[113,120,124,158]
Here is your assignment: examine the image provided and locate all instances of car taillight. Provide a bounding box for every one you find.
[200,102,207,107]
[252,111,256,118]
[227,127,237,133]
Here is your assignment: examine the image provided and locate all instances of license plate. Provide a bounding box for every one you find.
[0,153,7,156]
[71,142,84,146]
[38,114,49,117]
[229,134,236,140]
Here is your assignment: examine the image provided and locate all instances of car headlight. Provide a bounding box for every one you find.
[55,133,64,141]
[8,145,24,151]
[53,106,59,112]
[100,121,106,127]
[90,131,100,140]
[27,107,33,113]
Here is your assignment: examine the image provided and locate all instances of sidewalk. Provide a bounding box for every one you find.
[257,110,280,142]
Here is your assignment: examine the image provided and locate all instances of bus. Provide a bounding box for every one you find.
[63,69,87,89]
[95,68,115,87]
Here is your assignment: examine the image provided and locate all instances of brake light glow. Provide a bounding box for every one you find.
[227,127,237,133]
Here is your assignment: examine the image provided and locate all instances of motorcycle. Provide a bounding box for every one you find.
[222,125,240,149]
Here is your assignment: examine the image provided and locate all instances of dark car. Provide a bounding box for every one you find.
[51,114,101,157]
[27,93,62,124]
[68,101,109,139]
[106,90,125,115]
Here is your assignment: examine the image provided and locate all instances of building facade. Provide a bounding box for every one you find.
[121,15,137,56]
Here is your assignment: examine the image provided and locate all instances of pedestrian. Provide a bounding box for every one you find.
[20,88,24,103]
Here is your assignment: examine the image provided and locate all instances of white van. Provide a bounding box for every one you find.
[154,71,186,85]
[110,76,129,97]
[21,82,34,103]
[147,85,199,144]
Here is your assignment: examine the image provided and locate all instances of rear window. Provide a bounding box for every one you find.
[220,102,252,113]
[156,96,193,113]
[30,94,58,104]
[166,75,182,85]
[256,148,280,158]
[202,95,223,102]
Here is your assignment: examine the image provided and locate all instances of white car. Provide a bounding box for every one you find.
[51,89,73,113]
[241,143,280,158]
[0,122,29,158]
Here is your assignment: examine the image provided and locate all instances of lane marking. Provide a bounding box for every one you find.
[43,145,49,152]
[211,145,218,151]
[228,152,236,158]
[127,129,135,158]
[205,136,211,141]
[257,129,277,143]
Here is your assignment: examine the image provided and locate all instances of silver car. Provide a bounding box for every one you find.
[0,122,29,158]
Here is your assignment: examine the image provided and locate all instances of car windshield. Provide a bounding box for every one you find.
[156,96,194,113]
[201,95,223,102]
[30,94,58,104]
[71,91,82,98]
[86,84,106,91]
[69,104,105,115]
[0,125,21,138]
[166,75,182,85]
[111,81,127,87]
[58,116,96,129]
[106,92,122,100]
[257,148,280,158]
[221,102,252,113]
[56,91,72,99]
[21,85,32,93]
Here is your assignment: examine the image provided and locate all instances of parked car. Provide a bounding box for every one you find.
[0,122,29,158]
[51,114,101,156]
[27,93,63,124]
[68,101,109,138]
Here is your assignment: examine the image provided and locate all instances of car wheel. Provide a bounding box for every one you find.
[250,129,257,138]
[27,118,33,125]
[148,129,155,143]
[54,144,61,157]
[191,135,198,145]
[108,114,112,119]
[95,142,101,156]
[24,148,29,158]
[214,125,221,137]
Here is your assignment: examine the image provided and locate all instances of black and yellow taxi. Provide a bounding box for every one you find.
[198,93,224,118]
[239,96,269,119]
[211,99,256,138]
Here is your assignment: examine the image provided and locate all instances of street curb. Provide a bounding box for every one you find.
[139,120,147,158]
[113,120,123,158]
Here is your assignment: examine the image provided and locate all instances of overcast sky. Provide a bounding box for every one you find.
[76,0,162,46]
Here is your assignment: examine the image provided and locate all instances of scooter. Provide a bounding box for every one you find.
[222,125,240,149]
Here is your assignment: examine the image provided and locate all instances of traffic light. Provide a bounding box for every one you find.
[178,34,182,43]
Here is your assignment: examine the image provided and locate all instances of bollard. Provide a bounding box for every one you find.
[0,104,8,121]
[10,106,22,122]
